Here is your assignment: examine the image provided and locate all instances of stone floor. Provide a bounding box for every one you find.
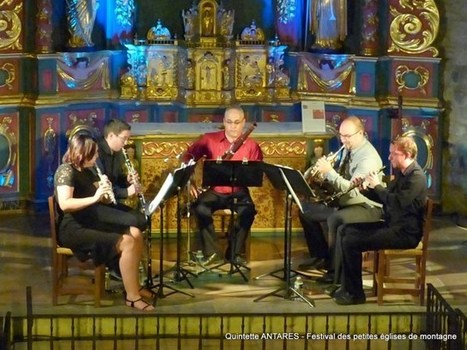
[0,211,466,317]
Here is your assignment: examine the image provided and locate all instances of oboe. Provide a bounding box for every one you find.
[122,147,147,213]
[95,165,117,205]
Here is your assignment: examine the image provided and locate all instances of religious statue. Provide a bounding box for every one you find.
[202,5,214,36]
[222,59,231,89]
[66,0,99,48]
[182,6,197,39]
[220,9,234,39]
[310,0,347,52]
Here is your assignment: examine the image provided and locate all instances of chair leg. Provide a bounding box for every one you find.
[94,265,105,308]
[377,252,386,306]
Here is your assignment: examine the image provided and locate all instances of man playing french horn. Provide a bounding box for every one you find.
[298,116,384,291]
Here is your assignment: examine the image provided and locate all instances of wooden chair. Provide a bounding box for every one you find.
[49,196,105,307]
[213,209,250,261]
[375,198,434,305]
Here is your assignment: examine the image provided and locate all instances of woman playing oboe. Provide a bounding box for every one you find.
[54,133,155,311]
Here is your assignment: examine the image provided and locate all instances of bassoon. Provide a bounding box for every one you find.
[221,122,257,160]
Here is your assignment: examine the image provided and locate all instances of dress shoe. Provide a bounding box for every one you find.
[323,284,340,297]
[298,258,326,271]
[316,272,334,284]
[333,292,366,305]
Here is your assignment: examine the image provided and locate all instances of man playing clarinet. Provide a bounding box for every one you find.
[183,105,263,265]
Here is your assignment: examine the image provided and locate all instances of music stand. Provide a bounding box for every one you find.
[146,161,197,299]
[200,159,263,281]
[254,164,315,307]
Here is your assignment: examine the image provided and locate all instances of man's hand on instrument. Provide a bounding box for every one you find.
[189,185,199,199]
[316,157,333,175]
[127,183,138,197]
[365,171,381,189]
[127,172,140,185]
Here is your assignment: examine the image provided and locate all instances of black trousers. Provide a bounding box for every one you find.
[338,222,420,298]
[192,189,256,257]
[299,202,382,272]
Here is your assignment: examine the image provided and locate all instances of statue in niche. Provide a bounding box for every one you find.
[222,59,231,89]
[276,65,290,87]
[309,0,347,52]
[186,59,195,89]
[266,57,275,87]
[220,9,234,38]
[66,0,99,48]
[182,5,198,39]
[201,5,214,36]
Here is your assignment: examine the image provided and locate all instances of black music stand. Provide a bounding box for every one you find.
[254,164,315,307]
[146,162,197,299]
[200,159,263,281]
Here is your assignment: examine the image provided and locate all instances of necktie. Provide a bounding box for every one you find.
[338,151,351,176]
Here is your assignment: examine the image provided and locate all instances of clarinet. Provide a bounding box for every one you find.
[122,147,148,213]
[221,122,257,160]
[323,166,387,205]
[95,165,117,205]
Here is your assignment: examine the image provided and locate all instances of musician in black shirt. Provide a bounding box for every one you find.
[333,136,428,305]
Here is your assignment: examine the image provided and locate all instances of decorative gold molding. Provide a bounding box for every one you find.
[0,116,17,187]
[388,0,439,56]
[142,141,191,157]
[259,141,306,156]
[395,65,429,94]
[0,63,15,90]
[0,4,23,51]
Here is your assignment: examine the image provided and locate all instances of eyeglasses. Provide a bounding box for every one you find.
[224,118,245,125]
[338,130,360,139]
[117,134,129,143]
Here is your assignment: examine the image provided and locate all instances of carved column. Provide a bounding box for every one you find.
[359,0,379,56]
[36,0,54,53]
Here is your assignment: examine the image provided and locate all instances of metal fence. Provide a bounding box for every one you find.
[0,285,465,350]
[425,283,467,350]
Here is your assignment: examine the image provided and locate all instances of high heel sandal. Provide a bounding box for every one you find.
[139,287,157,301]
[125,297,154,311]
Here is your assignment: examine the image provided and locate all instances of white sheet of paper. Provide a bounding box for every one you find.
[147,172,173,215]
[301,100,326,133]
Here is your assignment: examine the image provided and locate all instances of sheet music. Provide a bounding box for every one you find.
[147,172,173,215]
[147,159,197,215]
[279,168,304,213]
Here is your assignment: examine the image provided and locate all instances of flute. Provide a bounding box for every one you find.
[95,165,117,205]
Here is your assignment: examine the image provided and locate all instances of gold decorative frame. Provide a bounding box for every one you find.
[0,116,17,187]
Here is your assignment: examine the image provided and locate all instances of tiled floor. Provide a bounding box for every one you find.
[1,211,466,317]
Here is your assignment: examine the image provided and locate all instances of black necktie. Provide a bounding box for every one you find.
[338,151,351,176]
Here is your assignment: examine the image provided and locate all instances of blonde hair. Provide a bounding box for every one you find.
[392,136,418,159]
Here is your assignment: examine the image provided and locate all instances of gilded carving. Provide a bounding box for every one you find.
[388,0,439,56]
[43,117,57,189]
[0,63,15,90]
[298,55,355,93]
[395,65,429,94]
[0,116,17,187]
[400,118,433,172]
[0,4,22,51]
[142,141,191,158]
[259,141,306,157]
[57,54,110,90]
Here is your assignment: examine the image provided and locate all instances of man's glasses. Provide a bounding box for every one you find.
[117,134,129,143]
[338,130,360,139]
